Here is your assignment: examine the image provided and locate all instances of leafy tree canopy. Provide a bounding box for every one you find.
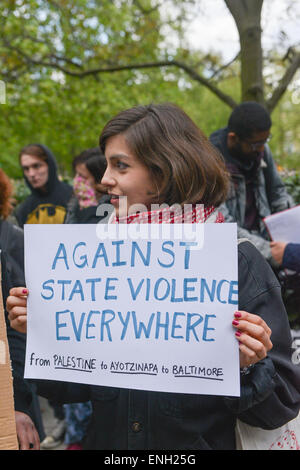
[0,0,299,177]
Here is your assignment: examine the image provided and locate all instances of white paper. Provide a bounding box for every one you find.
[264,205,300,243]
[24,223,240,397]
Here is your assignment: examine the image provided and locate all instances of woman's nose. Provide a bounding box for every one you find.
[101,168,115,187]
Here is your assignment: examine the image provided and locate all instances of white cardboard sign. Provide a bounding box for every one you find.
[24,223,240,397]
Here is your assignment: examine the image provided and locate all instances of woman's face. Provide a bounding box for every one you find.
[75,163,95,187]
[101,134,157,217]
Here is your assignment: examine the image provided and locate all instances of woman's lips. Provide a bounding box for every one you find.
[109,194,120,206]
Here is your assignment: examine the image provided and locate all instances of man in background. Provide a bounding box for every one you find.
[210,101,294,269]
[15,144,72,227]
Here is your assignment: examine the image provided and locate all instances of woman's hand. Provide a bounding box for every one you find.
[6,287,28,334]
[232,311,273,369]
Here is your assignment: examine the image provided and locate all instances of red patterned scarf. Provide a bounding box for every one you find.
[111,204,224,224]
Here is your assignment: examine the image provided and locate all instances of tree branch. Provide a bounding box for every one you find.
[209,52,240,80]
[1,38,238,109]
[170,60,237,108]
[42,59,237,109]
[266,51,300,112]
[72,59,237,108]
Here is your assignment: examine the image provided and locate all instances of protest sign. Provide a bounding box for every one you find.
[24,223,240,397]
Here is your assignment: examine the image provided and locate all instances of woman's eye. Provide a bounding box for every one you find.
[117,161,129,169]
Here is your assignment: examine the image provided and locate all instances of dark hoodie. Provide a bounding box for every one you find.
[15,145,73,227]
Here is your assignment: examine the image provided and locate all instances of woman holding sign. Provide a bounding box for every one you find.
[7,104,300,450]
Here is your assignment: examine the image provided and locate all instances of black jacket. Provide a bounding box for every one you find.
[0,220,45,439]
[35,241,300,450]
[65,194,112,225]
[15,144,72,227]
[1,246,31,415]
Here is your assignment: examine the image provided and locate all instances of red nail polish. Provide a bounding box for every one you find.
[235,331,241,337]
[232,320,239,326]
[234,311,241,318]
[22,289,28,294]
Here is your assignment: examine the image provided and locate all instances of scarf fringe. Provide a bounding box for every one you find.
[111,204,224,224]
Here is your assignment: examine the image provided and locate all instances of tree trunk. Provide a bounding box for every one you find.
[224,0,264,104]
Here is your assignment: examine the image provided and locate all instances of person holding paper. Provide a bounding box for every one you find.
[210,102,294,269]
[7,104,300,450]
[271,241,300,273]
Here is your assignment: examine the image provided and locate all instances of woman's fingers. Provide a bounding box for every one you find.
[6,287,28,308]
[8,307,28,333]
[232,310,273,368]
[235,310,271,335]
[6,288,28,310]
[233,319,273,351]
[236,330,270,361]
[7,295,27,310]
[6,287,28,334]
[8,287,28,297]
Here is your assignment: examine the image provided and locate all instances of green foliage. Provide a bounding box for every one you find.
[12,178,30,205]
[269,94,300,171]
[0,0,299,178]
[0,0,165,177]
[283,173,300,204]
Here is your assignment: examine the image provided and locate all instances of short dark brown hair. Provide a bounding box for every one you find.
[72,147,107,183]
[99,103,229,207]
[228,101,272,140]
[19,144,48,162]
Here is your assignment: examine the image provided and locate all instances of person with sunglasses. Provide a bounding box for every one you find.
[210,101,294,269]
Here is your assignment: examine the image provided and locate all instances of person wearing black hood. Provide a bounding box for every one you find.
[15,144,73,227]
[209,102,294,269]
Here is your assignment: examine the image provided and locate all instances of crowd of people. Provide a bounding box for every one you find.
[2,144,109,449]
[1,101,300,450]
